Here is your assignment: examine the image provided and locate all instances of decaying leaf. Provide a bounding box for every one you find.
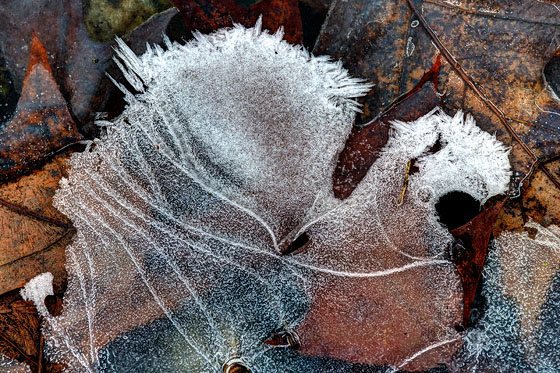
[0,35,81,182]
[0,1,178,181]
[17,22,514,372]
[83,0,173,43]
[450,201,505,327]
[0,291,42,373]
[0,288,65,373]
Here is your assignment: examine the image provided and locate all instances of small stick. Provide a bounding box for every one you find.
[397,161,412,205]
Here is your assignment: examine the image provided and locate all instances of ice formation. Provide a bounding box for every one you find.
[451,222,560,372]
[0,354,31,373]
[33,21,511,372]
[20,272,53,316]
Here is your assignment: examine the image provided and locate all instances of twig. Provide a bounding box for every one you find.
[0,331,38,367]
[0,229,74,271]
[0,198,73,229]
[38,331,43,373]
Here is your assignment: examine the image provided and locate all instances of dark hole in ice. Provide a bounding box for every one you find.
[45,294,64,317]
[544,54,560,98]
[455,325,465,333]
[435,191,480,231]
[282,232,310,255]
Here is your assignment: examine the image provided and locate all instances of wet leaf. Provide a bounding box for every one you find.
[0,0,179,144]
[450,200,504,326]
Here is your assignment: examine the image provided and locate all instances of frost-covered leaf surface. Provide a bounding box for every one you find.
[0,354,31,373]
[451,222,560,372]
[33,23,511,372]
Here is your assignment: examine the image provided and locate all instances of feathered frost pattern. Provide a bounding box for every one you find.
[29,21,511,372]
[111,17,371,112]
[386,108,511,204]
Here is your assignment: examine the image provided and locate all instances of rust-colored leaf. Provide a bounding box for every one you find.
[0,290,64,373]
[334,55,443,199]
[0,35,81,182]
[169,0,303,43]
[0,154,72,296]
[0,0,179,155]
[450,200,505,326]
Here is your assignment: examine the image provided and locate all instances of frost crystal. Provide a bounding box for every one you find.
[0,354,31,373]
[451,222,560,372]
[43,21,511,372]
[20,272,54,316]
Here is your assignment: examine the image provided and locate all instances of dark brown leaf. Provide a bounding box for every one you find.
[450,200,505,326]
[169,0,303,43]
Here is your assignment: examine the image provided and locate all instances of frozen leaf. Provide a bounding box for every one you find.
[451,221,560,372]
[0,353,31,373]
[293,108,510,371]
[38,23,510,372]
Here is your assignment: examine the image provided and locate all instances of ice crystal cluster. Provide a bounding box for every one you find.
[25,21,511,372]
[451,222,560,372]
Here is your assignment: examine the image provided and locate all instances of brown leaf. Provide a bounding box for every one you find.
[169,0,303,43]
[315,0,560,197]
[0,292,39,370]
[0,35,81,182]
[450,200,505,326]
[0,154,72,296]
[0,290,64,373]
